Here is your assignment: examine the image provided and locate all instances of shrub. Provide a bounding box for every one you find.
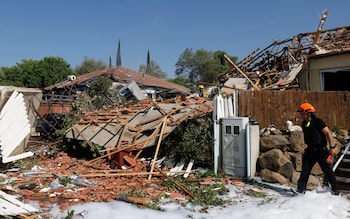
[163,114,214,168]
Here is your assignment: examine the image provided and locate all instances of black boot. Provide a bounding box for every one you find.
[332,189,340,196]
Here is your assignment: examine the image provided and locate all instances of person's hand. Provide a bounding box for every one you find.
[330,148,337,157]
[330,144,337,156]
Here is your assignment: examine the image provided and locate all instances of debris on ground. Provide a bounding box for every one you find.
[0,147,261,218]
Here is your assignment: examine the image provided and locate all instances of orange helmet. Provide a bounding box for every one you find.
[297,103,315,113]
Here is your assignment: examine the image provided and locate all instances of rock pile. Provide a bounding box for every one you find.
[257,126,348,190]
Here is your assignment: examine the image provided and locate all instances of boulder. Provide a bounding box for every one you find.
[288,131,307,152]
[256,127,350,188]
[291,152,303,172]
[258,148,294,179]
[259,168,289,184]
[260,135,290,152]
[270,129,283,135]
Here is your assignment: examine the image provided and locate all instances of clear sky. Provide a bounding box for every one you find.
[1,1,349,79]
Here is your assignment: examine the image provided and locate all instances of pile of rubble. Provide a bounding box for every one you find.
[257,123,349,189]
[0,148,190,213]
[0,95,218,217]
[64,95,213,170]
[0,141,263,218]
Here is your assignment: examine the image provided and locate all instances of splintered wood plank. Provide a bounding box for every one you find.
[183,160,194,178]
[148,118,168,181]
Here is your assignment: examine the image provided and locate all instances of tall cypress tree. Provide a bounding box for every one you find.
[109,56,112,68]
[146,50,151,74]
[116,39,122,67]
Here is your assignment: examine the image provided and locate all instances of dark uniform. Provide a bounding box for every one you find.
[297,114,339,194]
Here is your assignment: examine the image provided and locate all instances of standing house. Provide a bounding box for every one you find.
[301,50,350,91]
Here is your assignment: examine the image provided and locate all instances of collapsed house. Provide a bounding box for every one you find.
[37,67,210,171]
[218,12,350,92]
[210,12,350,191]
[35,66,192,136]
[43,66,191,100]
[65,96,212,171]
[0,73,199,216]
[0,67,194,163]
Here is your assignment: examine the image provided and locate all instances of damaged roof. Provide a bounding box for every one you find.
[65,96,212,156]
[219,25,350,90]
[44,66,191,94]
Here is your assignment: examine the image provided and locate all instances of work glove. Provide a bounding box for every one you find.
[326,151,334,164]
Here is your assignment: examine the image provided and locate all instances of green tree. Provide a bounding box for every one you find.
[87,77,112,97]
[0,69,3,81]
[38,57,75,87]
[86,77,117,109]
[1,66,22,86]
[1,57,74,88]
[75,57,107,75]
[163,115,213,167]
[175,49,236,84]
[139,60,167,79]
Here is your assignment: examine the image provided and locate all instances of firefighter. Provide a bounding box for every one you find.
[295,103,340,195]
[198,85,204,97]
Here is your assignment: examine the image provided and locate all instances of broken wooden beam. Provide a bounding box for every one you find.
[118,195,151,206]
[224,54,260,91]
[87,132,163,164]
[154,166,194,198]
[148,117,168,181]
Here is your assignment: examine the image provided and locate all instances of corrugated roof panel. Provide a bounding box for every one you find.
[0,91,33,163]
[0,190,38,216]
